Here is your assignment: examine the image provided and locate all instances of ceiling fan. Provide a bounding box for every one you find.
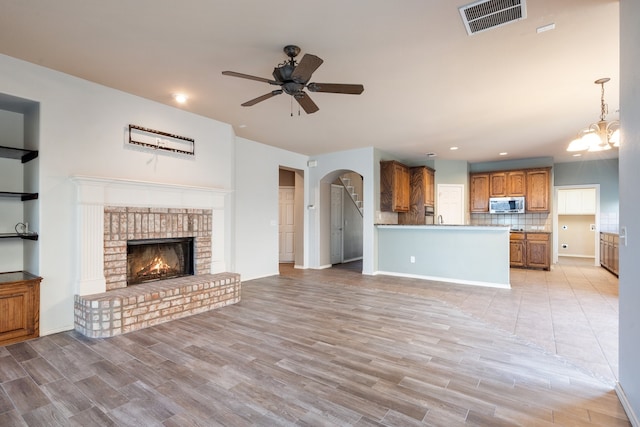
[222,45,364,114]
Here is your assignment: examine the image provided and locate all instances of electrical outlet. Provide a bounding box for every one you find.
[410,256,415,263]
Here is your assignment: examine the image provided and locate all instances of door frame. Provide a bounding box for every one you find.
[436,183,465,225]
[329,184,344,264]
[553,184,601,266]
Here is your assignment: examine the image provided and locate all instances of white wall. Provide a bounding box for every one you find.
[234,137,308,280]
[307,147,377,274]
[0,54,235,335]
[618,0,640,422]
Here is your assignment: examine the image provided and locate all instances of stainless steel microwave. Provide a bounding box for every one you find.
[489,196,525,214]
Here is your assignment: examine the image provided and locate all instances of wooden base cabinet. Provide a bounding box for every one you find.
[0,271,41,346]
[509,232,550,270]
[526,233,551,270]
[509,232,526,267]
[600,232,619,276]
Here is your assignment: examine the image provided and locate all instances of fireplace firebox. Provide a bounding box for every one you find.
[127,237,194,285]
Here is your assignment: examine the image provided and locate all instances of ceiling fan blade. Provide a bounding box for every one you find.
[241,90,283,107]
[294,92,319,114]
[307,83,364,95]
[291,54,323,84]
[222,71,279,85]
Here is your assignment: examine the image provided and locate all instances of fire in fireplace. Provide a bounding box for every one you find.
[127,237,194,285]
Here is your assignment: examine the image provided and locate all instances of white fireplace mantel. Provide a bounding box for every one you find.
[71,176,231,296]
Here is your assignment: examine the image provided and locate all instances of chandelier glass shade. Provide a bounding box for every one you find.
[567,78,620,152]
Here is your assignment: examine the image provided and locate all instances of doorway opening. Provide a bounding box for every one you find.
[330,172,363,268]
[278,167,304,269]
[553,185,600,266]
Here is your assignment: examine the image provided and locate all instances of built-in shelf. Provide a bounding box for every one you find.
[0,233,38,241]
[0,145,39,241]
[0,145,38,163]
[0,191,38,201]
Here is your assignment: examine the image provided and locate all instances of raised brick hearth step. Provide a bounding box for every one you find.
[74,273,241,338]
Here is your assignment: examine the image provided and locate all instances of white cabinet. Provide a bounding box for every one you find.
[557,188,596,215]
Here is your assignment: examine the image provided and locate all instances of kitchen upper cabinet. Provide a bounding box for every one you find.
[421,166,435,207]
[398,166,436,225]
[506,171,526,196]
[489,172,507,197]
[471,167,550,213]
[470,173,490,212]
[490,170,526,198]
[526,168,551,212]
[557,188,596,215]
[380,160,410,212]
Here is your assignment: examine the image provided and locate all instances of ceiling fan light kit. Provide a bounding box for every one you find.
[566,77,620,153]
[222,45,364,114]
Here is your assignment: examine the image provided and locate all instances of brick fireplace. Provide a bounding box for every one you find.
[103,206,211,290]
[71,176,238,338]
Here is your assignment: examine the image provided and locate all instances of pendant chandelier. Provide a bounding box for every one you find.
[566,78,620,152]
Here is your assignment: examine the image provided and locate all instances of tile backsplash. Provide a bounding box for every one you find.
[470,213,551,231]
[600,211,619,233]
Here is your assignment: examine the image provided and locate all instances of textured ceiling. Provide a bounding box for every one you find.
[0,0,620,165]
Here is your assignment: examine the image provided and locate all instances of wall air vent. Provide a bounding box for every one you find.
[459,0,527,35]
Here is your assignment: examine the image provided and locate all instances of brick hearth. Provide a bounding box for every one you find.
[74,272,240,338]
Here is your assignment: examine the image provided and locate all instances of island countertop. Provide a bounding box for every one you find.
[376,224,510,288]
[376,224,510,230]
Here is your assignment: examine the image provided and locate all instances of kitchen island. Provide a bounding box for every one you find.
[376,225,510,288]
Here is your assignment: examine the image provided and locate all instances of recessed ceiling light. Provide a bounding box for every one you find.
[450,146,459,151]
[173,93,188,104]
[238,124,247,128]
[573,153,582,157]
[499,152,508,156]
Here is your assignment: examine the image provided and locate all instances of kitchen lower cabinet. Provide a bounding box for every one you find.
[526,233,551,270]
[0,271,41,346]
[509,232,550,270]
[600,232,619,276]
[509,232,526,267]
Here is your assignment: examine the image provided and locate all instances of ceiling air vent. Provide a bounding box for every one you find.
[459,0,527,35]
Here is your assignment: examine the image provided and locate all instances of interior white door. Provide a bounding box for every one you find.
[278,187,295,262]
[330,185,344,264]
[437,184,465,224]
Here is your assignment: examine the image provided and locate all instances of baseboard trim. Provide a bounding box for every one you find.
[616,382,640,427]
[373,270,511,289]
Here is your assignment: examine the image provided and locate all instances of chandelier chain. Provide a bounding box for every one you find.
[600,81,608,121]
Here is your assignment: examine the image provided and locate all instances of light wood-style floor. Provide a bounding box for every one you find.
[0,259,628,426]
